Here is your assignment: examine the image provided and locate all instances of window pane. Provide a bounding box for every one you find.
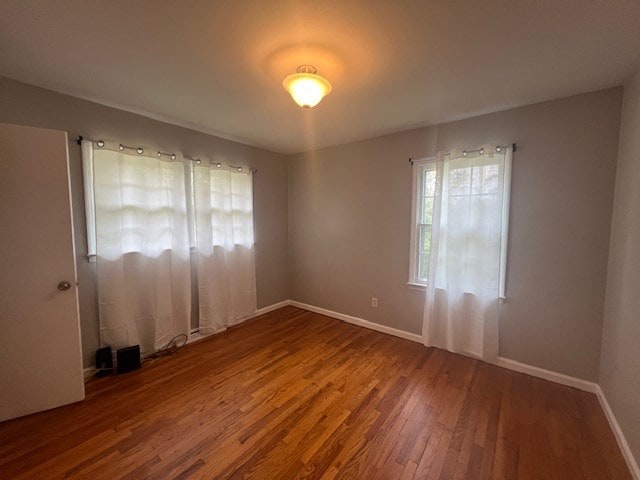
[419,224,431,254]
[421,196,434,224]
[422,168,436,196]
[418,253,429,282]
[417,224,431,282]
[413,163,436,284]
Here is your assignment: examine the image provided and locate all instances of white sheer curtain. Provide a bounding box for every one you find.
[422,145,512,361]
[85,141,191,355]
[193,163,256,334]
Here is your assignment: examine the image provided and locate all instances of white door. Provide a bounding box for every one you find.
[0,123,85,422]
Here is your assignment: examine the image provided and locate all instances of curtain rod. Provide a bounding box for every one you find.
[408,143,516,165]
[75,136,258,174]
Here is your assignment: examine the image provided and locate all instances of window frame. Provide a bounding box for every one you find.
[408,156,437,287]
[81,140,97,261]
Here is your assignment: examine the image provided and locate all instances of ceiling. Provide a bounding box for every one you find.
[1,1,639,154]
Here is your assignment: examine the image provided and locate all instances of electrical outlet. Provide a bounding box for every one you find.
[371,297,378,308]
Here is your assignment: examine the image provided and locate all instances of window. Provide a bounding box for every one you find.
[82,143,255,259]
[409,158,437,285]
[81,141,189,261]
[408,148,512,298]
[80,139,257,351]
[192,165,254,251]
[420,146,512,360]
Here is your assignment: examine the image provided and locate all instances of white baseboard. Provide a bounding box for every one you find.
[493,356,599,393]
[83,367,95,381]
[250,300,291,318]
[185,299,290,345]
[187,328,227,345]
[594,385,640,479]
[287,300,423,343]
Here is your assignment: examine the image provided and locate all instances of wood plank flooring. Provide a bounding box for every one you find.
[0,306,631,479]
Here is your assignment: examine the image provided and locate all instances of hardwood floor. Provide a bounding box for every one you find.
[0,306,630,479]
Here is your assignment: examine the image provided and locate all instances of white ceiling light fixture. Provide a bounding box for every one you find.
[283,65,332,109]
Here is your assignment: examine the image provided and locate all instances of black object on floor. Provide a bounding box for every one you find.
[116,345,141,374]
[95,346,113,378]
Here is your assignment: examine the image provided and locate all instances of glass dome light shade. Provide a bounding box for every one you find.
[283,72,332,109]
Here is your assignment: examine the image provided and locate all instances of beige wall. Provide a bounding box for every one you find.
[600,70,640,465]
[0,76,289,368]
[288,127,438,333]
[289,88,622,381]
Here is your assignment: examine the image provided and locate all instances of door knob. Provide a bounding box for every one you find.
[57,281,72,291]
